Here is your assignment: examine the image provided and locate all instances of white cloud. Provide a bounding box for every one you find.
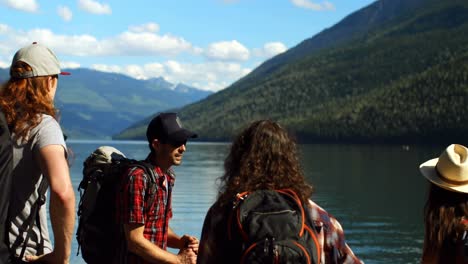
[163,61,252,91]
[57,6,73,22]
[192,46,204,56]
[78,0,112,15]
[0,60,8,68]
[0,24,12,34]
[2,0,39,13]
[125,64,147,80]
[91,61,252,92]
[0,24,255,91]
[290,0,335,11]
[253,42,287,58]
[60,61,81,69]
[129,23,160,33]
[143,63,165,77]
[110,32,193,56]
[91,64,121,73]
[323,1,335,10]
[205,40,250,61]
[0,27,195,58]
[264,42,287,55]
[9,28,101,56]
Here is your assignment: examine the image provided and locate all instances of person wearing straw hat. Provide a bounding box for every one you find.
[0,43,75,264]
[419,144,468,263]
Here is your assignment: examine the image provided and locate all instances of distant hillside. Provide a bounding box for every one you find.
[244,0,427,83]
[0,68,7,82]
[116,0,468,144]
[0,68,212,138]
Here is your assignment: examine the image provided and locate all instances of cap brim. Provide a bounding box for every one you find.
[419,158,468,193]
[168,129,197,142]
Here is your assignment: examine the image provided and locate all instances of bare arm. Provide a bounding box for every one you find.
[124,223,196,264]
[26,145,75,264]
[168,227,183,249]
[167,227,199,254]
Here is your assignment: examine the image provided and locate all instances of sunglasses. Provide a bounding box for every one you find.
[163,139,187,147]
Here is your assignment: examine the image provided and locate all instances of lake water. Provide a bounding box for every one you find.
[63,140,444,264]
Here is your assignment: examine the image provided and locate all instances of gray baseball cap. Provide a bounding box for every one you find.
[10,42,70,79]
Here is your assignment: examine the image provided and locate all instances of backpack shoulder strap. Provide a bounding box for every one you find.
[227,191,250,242]
[0,108,13,261]
[0,108,45,258]
[122,160,158,187]
[13,176,48,259]
[131,160,157,183]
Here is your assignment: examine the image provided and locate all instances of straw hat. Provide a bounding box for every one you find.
[419,144,468,193]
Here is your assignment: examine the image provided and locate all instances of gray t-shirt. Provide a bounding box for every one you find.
[8,114,67,259]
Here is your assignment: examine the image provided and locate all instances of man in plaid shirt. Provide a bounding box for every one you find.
[117,113,199,264]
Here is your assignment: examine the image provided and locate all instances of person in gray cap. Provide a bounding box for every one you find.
[116,112,199,264]
[0,43,75,263]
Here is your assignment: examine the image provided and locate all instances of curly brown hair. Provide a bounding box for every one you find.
[0,61,57,142]
[422,183,468,262]
[217,120,313,207]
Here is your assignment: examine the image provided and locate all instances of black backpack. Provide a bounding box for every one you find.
[227,189,320,264]
[76,146,157,264]
[0,109,12,264]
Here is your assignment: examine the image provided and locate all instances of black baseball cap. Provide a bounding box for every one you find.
[146,113,197,144]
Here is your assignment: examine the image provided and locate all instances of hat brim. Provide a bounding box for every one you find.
[167,129,197,143]
[419,158,468,193]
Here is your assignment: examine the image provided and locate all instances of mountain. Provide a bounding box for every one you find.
[0,68,212,138]
[244,0,427,82]
[116,0,468,144]
[0,68,7,82]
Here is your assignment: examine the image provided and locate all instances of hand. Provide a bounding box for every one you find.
[177,247,197,264]
[24,251,69,264]
[181,234,199,254]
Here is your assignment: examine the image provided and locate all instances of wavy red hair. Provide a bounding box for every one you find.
[217,120,313,207]
[0,61,57,141]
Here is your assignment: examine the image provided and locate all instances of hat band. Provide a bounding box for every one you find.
[11,71,35,79]
[435,166,468,186]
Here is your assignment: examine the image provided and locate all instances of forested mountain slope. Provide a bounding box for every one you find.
[117,0,468,143]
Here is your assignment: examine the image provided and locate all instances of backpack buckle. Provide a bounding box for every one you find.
[233,193,247,208]
[37,196,46,206]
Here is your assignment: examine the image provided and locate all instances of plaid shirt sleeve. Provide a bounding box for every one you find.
[120,168,147,224]
[307,200,364,264]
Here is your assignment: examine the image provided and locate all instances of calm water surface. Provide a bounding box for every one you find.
[63,140,443,264]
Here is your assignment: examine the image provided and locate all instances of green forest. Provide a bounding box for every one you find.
[116,0,468,144]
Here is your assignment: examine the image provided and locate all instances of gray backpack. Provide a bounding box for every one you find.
[76,146,157,264]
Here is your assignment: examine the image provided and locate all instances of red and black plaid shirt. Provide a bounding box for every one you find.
[117,162,175,264]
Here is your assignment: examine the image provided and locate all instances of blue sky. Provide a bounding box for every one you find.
[0,0,375,91]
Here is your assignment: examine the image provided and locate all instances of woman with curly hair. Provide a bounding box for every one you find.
[419,144,468,263]
[0,43,75,264]
[198,120,362,264]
